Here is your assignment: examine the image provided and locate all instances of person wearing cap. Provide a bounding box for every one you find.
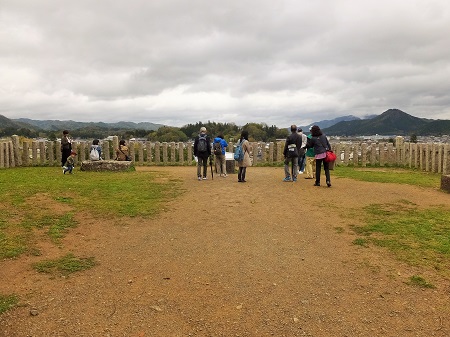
[304,128,315,179]
[60,130,72,167]
[282,125,303,182]
[193,126,212,180]
[63,150,77,174]
[297,128,307,174]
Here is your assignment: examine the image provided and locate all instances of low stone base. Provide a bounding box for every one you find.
[226,160,236,174]
[80,160,134,172]
[441,175,450,193]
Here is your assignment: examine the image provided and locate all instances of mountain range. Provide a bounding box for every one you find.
[12,118,163,131]
[321,109,450,136]
[1,109,449,136]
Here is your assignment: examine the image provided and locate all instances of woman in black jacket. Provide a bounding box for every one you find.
[306,125,332,187]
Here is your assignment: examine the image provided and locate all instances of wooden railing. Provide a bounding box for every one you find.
[1,135,449,174]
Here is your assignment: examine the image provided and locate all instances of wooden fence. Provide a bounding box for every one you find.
[1,135,449,174]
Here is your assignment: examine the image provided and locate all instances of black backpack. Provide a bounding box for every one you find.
[213,142,222,155]
[197,135,208,153]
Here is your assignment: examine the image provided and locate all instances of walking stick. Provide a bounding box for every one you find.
[209,155,214,180]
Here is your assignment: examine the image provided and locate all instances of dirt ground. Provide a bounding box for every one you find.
[1,166,450,337]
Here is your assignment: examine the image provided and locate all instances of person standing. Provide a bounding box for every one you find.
[297,128,307,174]
[304,131,315,180]
[283,125,303,182]
[213,134,228,177]
[194,127,211,180]
[60,130,72,167]
[306,125,332,187]
[237,130,251,182]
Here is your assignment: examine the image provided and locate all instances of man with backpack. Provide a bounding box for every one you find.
[283,124,303,182]
[213,134,228,177]
[194,126,212,180]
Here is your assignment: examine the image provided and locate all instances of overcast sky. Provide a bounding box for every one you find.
[1,0,450,127]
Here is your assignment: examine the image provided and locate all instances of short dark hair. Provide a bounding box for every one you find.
[63,130,69,135]
[290,125,297,132]
[93,139,99,145]
[119,139,126,146]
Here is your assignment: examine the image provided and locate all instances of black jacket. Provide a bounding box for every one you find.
[283,132,302,158]
[194,133,211,157]
[306,134,331,155]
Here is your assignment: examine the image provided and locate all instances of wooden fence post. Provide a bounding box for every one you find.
[154,142,161,164]
[178,142,184,165]
[11,135,21,167]
[0,142,4,168]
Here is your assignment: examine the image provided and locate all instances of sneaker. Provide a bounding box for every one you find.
[293,177,297,182]
[203,177,207,180]
[298,171,304,174]
[223,174,227,178]
[198,176,202,181]
[283,177,292,182]
[326,181,331,187]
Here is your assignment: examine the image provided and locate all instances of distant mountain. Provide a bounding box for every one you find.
[13,118,164,131]
[300,115,366,131]
[322,109,449,136]
[1,114,23,129]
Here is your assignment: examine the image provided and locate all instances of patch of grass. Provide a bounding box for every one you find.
[0,167,182,259]
[0,294,19,314]
[407,275,435,289]
[32,253,97,276]
[353,238,369,247]
[351,201,450,276]
[47,213,77,243]
[334,226,345,233]
[333,166,441,188]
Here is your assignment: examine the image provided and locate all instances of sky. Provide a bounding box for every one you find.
[1,0,450,128]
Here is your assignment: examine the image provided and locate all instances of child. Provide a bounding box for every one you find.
[63,151,77,174]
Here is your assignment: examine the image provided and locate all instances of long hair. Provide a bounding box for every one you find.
[310,125,322,137]
[240,130,249,142]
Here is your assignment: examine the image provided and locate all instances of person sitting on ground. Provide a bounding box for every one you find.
[115,140,130,161]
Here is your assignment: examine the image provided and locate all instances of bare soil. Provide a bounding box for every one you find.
[1,166,450,337]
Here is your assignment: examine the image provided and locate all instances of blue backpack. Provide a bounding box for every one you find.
[234,140,245,161]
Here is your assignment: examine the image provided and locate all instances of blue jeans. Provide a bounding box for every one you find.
[298,154,306,171]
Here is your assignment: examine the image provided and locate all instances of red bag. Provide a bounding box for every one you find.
[325,150,337,163]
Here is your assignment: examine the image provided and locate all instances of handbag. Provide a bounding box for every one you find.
[317,136,336,163]
[119,147,132,161]
[325,150,337,163]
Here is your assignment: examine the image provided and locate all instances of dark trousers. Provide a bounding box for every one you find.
[315,158,330,184]
[197,156,208,177]
[61,149,71,167]
[238,167,247,181]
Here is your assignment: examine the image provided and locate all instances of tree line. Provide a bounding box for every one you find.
[1,122,289,142]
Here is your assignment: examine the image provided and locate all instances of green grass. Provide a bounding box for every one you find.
[407,275,435,288]
[0,167,182,259]
[32,253,97,276]
[351,201,450,276]
[0,294,19,314]
[333,166,441,188]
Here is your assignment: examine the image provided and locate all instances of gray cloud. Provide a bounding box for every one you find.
[1,0,450,127]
